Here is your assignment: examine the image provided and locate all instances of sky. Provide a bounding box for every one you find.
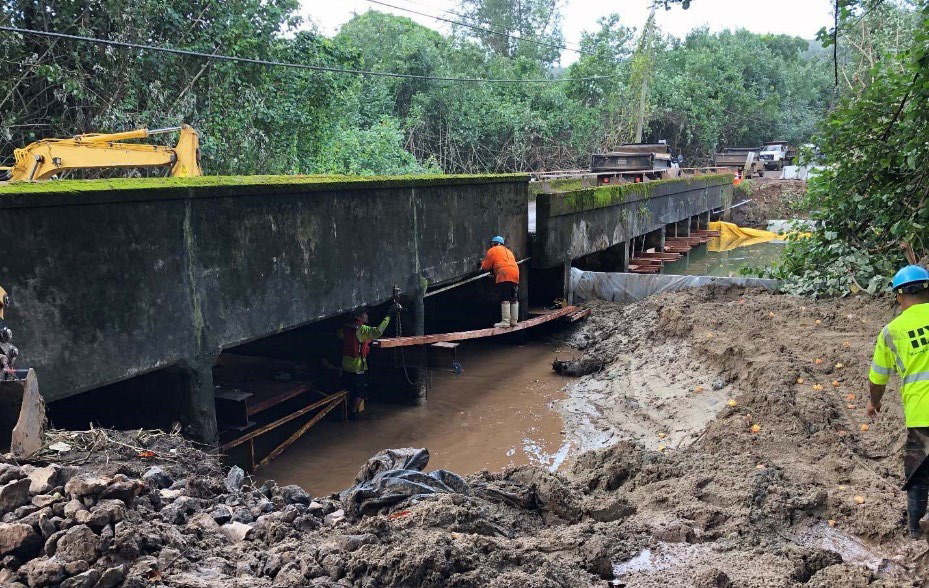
[300,0,835,65]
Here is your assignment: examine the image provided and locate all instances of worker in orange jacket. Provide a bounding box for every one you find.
[480,236,520,328]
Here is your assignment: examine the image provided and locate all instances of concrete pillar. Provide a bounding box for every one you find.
[518,266,529,321]
[562,255,574,305]
[675,219,690,237]
[178,355,218,445]
[643,228,665,252]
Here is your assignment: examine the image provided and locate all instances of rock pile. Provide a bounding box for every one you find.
[0,458,352,588]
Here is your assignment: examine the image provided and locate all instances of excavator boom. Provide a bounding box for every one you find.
[2,124,201,181]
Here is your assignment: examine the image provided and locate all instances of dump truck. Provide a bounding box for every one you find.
[758,141,797,171]
[713,147,763,178]
[590,142,680,185]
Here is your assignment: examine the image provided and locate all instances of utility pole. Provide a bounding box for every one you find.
[634,4,657,143]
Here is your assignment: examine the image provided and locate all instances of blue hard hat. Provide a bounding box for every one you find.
[491,236,505,244]
[891,265,929,292]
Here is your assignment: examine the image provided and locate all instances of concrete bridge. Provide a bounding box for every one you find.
[0,171,731,443]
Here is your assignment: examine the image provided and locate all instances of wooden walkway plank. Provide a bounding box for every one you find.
[373,305,583,348]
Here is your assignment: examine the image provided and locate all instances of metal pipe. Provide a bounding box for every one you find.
[424,258,530,298]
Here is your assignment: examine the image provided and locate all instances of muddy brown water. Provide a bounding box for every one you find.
[259,340,573,496]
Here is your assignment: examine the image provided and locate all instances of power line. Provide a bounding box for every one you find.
[0,25,613,83]
[364,0,583,54]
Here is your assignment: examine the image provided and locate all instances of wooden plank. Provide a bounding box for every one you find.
[374,305,581,348]
[565,308,591,322]
[219,390,348,451]
[256,396,342,469]
[243,381,313,416]
[430,342,459,349]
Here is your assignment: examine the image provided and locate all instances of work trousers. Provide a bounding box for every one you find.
[908,458,929,537]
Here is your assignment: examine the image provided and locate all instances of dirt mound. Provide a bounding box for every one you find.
[559,287,925,585]
[731,178,808,228]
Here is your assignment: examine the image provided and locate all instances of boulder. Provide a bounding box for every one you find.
[225,466,245,493]
[0,522,41,557]
[210,504,232,525]
[60,569,100,588]
[27,467,60,496]
[187,512,220,534]
[100,479,143,505]
[21,556,65,587]
[0,464,24,485]
[54,525,100,563]
[31,494,61,509]
[64,476,108,500]
[94,565,125,588]
[280,485,311,506]
[141,467,172,490]
[0,479,32,514]
[219,521,252,543]
[63,499,86,519]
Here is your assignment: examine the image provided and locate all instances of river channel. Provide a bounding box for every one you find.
[260,340,574,496]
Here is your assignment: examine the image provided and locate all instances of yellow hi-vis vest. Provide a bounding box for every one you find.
[869,302,929,427]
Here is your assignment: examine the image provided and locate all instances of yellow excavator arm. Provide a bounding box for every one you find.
[1,124,202,181]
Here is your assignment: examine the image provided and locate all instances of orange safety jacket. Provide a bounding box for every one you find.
[481,245,519,284]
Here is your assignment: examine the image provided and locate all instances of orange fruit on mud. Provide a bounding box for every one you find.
[860,424,869,432]
[815,319,822,325]
[797,377,805,384]
[846,394,855,401]
[658,432,666,439]
[694,386,704,393]
[843,341,851,348]
[847,404,856,409]
[769,312,775,318]
[815,358,823,365]
[854,495,865,505]
[835,363,844,369]
[832,380,840,387]
[836,430,847,437]
[751,424,761,433]
[828,519,837,527]
[727,399,737,407]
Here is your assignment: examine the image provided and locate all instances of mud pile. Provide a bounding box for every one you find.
[561,287,925,585]
[731,178,808,228]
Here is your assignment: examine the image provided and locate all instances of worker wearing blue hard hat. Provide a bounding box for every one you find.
[868,264,929,538]
[479,235,520,328]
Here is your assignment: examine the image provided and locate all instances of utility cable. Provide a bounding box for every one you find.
[365,0,583,54]
[0,25,615,83]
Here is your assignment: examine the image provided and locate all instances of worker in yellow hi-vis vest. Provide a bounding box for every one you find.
[867,265,929,539]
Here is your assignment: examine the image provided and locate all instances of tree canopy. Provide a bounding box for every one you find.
[1,0,831,176]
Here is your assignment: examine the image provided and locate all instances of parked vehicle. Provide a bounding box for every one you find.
[758,141,797,171]
[713,147,764,178]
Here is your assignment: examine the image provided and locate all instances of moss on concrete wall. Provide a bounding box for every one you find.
[0,173,528,197]
[560,173,733,213]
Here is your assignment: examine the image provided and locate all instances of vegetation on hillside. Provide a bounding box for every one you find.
[0,0,830,176]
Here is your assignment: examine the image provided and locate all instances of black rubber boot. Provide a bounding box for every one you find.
[907,484,928,539]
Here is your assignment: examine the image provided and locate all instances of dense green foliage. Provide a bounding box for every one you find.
[0,0,833,176]
[764,1,927,296]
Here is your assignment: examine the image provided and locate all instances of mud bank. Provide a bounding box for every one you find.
[730,178,808,228]
[2,287,927,587]
[561,287,924,585]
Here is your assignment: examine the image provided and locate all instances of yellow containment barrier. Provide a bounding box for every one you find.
[708,221,808,252]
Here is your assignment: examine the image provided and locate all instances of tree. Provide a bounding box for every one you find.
[454,0,566,64]
[766,2,929,296]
